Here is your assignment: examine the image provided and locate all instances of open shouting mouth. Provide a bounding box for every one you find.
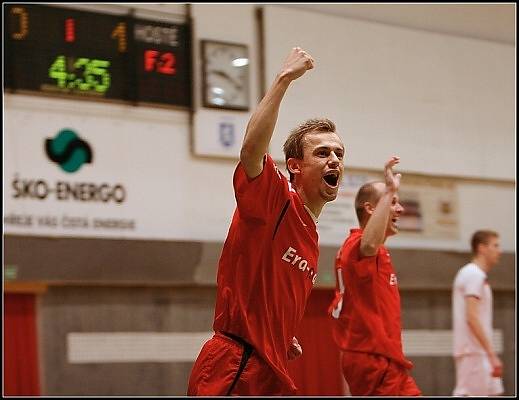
[323,170,340,188]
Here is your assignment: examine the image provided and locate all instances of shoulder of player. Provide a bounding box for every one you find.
[456,263,486,285]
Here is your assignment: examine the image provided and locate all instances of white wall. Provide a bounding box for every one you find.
[263,5,515,181]
[457,182,515,251]
[191,4,259,159]
[4,4,515,252]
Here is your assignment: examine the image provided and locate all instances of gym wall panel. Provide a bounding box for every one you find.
[38,286,216,396]
[35,286,515,396]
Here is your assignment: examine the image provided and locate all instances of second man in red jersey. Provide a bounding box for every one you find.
[328,156,421,396]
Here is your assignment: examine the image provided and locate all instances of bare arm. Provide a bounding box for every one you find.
[466,296,503,377]
[360,156,401,257]
[240,47,314,179]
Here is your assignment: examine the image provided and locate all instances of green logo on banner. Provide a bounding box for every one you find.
[45,129,93,173]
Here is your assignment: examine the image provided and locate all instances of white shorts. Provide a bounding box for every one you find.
[453,354,504,396]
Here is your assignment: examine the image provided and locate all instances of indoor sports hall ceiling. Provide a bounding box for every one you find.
[279,4,516,45]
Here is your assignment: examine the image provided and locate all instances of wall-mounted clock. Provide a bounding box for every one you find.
[201,40,250,111]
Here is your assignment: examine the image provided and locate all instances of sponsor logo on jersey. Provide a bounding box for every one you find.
[282,246,317,284]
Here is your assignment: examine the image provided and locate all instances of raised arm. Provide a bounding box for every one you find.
[240,47,314,179]
[360,157,401,257]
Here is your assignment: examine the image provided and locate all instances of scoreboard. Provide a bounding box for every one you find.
[4,4,192,108]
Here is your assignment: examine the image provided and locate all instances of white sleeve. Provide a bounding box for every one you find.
[464,270,485,298]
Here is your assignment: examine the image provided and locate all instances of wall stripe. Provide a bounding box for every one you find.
[67,332,213,363]
[67,330,503,363]
[402,329,503,356]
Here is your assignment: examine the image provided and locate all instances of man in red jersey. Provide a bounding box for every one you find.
[187,47,345,396]
[328,156,421,396]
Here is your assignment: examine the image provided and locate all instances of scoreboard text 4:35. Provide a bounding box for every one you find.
[4,4,192,108]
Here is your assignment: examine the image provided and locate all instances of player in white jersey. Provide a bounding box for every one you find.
[452,230,504,396]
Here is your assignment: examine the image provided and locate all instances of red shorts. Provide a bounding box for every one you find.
[342,351,421,396]
[187,332,295,396]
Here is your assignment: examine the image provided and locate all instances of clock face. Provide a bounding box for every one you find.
[202,40,250,110]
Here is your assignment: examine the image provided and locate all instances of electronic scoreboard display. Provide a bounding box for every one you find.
[4,4,192,108]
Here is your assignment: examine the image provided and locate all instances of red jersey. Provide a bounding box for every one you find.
[213,155,319,392]
[329,229,412,369]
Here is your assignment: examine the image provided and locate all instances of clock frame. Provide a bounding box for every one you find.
[201,40,250,111]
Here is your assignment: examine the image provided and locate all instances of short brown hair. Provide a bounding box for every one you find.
[283,118,336,181]
[471,230,499,254]
[355,181,384,225]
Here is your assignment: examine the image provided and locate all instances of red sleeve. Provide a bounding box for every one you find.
[233,154,289,220]
[340,233,377,279]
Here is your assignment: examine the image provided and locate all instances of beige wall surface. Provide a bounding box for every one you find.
[263,5,515,180]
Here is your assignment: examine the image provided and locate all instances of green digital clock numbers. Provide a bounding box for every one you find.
[48,55,111,93]
[5,4,192,107]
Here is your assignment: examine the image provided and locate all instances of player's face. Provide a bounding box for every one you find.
[481,236,502,267]
[300,131,344,204]
[385,191,404,237]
